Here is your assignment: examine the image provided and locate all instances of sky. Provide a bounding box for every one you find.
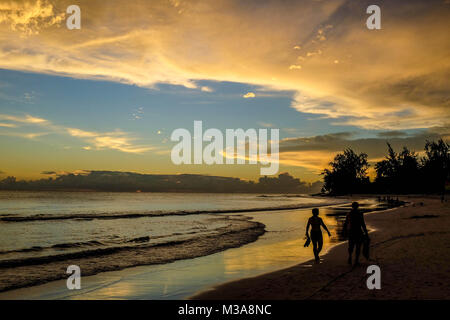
[0,0,449,182]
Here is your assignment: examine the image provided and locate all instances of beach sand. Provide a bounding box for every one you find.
[193,196,450,299]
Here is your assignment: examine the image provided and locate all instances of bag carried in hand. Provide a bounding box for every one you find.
[304,236,311,247]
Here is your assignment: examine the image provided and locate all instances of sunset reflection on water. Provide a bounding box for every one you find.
[222,208,339,275]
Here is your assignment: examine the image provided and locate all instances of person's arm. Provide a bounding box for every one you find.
[321,218,331,236]
[305,218,311,238]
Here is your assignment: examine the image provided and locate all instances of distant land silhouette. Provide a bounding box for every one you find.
[0,171,323,194]
[2,139,447,195]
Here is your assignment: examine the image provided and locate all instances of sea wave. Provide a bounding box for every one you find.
[0,200,344,223]
[0,229,223,261]
[0,216,265,292]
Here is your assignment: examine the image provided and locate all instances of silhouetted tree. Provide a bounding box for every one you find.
[375,143,420,193]
[322,148,370,194]
[421,139,450,194]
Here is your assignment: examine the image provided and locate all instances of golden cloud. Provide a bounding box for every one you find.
[66,127,154,153]
[0,0,65,35]
[0,0,448,129]
[0,113,47,124]
[0,122,17,127]
[242,92,256,98]
[279,150,337,172]
[0,112,153,153]
[200,86,213,92]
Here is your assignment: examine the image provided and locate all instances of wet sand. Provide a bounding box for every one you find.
[194,196,450,299]
[0,204,346,299]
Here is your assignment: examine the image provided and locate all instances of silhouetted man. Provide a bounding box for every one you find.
[344,202,369,266]
[306,208,331,263]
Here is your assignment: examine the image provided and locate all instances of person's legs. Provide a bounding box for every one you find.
[317,237,323,254]
[317,234,323,255]
[311,231,322,262]
[354,242,362,266]
[312,239,319,262]
[348,238,354,265]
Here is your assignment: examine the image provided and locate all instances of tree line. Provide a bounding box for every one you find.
[322,139,450,195]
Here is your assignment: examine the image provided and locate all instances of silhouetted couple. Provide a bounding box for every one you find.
[305,202,369,266]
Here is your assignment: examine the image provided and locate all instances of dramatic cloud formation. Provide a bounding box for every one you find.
[277,127,450,172]
[0,0,448,130]
[0,0,64,35]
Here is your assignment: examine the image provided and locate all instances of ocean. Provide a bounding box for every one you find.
[0,191,345,292]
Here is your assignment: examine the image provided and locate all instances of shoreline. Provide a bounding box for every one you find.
[189,202,393,299]
[0,197,403,299]
[0,216,265,293]
[0,200,355,299]
[0,196,347,295]
[193,196,450,300]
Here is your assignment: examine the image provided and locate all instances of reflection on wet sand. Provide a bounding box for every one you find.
[222,208,338,275]
[222,199,397,274]
[0,199,397,300]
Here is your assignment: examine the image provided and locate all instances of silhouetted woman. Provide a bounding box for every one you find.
[344,202,369,266]
[306,208,331,263]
